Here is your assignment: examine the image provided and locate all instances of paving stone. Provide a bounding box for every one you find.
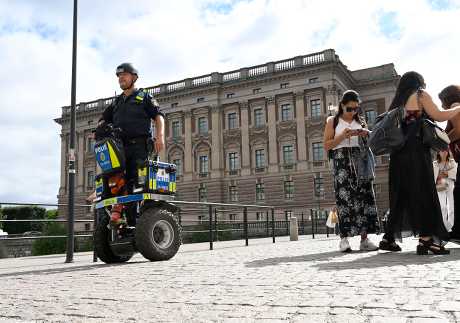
[0,235,458,322]
[369,317,407,323]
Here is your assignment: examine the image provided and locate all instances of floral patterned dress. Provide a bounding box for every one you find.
[331,147,379,237]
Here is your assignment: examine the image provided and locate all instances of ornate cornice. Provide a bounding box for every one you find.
[223,129,242,145]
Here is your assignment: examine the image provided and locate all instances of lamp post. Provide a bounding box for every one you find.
[66,0,78,263]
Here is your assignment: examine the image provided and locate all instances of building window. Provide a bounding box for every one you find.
[199,155,208,174]
[255,149,265,168]
[284,179,294,199]
[281,104,293,121]
[256,182,265,201]
[228,112,237,129]
[280,82,289,89]
[199,184,207,202]
[198,117,208,134]
[253,88,261,94]
[283,145,294,164]
[285,210,293,219]
[254,108,264,127]
[171,102,178,108]
[173,159,182,176]
[313,174,324,198]
[84,223,91,231]
[86,170,95,189]
[256,212,264,221]
[86,137,95,153]
[229,185,238,202]
[312,142,324,161]
[197,97,205,103]
[228,152,238,171]
[366,109,378,125]
[226,93,235,98]
[172,121,181,138]
[198,215,204,223]
[229,214,236,222]
[309,77,318,84]
[311,99,322,118]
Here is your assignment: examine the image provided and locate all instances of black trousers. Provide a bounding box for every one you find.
[123,139,148,226]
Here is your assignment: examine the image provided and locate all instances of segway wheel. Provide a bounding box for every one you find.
[94,211,133,264]
[135,208,181,261]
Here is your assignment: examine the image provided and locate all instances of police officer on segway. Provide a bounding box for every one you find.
[100,63,165,226]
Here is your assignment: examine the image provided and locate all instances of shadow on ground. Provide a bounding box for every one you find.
[0,260,148,278]
[245,247,460,270]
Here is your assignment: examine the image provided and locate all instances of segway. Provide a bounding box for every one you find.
[92,123,181,263]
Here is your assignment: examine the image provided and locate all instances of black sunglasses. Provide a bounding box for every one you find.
[345,106,359,112]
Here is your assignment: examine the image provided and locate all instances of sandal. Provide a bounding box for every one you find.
[417,238,450,255]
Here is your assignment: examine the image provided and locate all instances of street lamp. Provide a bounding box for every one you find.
[66,0,78,263]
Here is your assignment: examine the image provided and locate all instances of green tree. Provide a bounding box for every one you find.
[31,222,67,256]
[0,206,3,230]
[45,209,58,220]
[2,206,46,234]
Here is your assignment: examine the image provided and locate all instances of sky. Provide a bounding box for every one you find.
[0,0,459,205]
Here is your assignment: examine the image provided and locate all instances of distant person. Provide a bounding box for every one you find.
[324,90,379,252]
[378,72,460,255]
[433,149,457,234]
[439,84,460,243]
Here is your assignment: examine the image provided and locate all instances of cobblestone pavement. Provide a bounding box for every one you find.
[1,235,460,322]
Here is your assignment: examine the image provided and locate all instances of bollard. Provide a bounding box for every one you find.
[289,217,299,241]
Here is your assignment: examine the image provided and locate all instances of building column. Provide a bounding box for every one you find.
[184,111,193,181]
[240,102,250,176]
[295,91,308,171]
[211,105,223,178]
[267,96,278,173]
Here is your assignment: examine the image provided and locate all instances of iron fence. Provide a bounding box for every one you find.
[0,201,333,262]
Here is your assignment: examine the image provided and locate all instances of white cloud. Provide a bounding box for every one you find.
[0,0,459,205]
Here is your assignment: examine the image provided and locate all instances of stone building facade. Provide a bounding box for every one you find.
[55,49,399,230]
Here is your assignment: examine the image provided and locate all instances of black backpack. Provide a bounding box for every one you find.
[368,107,406,156]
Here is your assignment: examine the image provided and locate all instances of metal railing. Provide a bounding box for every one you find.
[0,200,333,262]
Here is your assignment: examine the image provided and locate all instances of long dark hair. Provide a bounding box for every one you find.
[333,90,366,129]
[389,71,425,110]
[436,149,452,163]
[439,85,460,108]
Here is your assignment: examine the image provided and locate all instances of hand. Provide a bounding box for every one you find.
[341,128,353,139]
[356,128,370,137]
[154,134,165,153]
[439,171,448,178]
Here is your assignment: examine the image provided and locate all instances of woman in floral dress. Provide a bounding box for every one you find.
[323,90,379,252]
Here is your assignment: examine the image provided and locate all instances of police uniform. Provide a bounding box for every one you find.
[101,89,164,225]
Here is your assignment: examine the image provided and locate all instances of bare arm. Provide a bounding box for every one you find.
[324,116,350,151]
[153,115,165,153]
[417,91,460,121]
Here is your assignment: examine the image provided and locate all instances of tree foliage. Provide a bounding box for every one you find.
[2,206,46,234]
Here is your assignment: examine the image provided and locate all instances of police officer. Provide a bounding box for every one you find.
[101,63,165,226]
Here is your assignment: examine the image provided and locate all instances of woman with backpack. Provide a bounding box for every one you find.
[324,90,379,252]
[378,72,460,255]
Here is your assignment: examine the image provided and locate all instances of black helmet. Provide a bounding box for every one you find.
[116,63,138,76]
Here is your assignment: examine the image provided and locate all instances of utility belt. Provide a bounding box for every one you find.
[123,136,149,145]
